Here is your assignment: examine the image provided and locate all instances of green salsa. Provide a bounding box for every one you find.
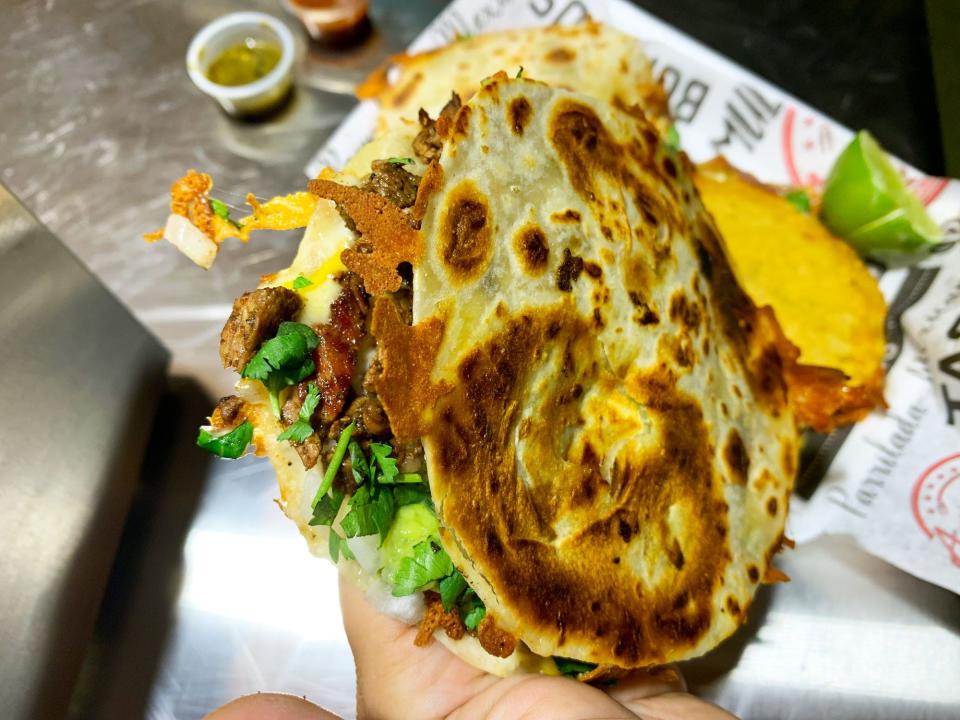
[205,39,281,86]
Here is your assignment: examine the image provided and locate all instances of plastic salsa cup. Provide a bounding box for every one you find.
[186,12,296,118]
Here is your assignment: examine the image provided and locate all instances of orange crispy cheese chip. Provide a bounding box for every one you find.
[369,296,449,441]
[308,179,423,295]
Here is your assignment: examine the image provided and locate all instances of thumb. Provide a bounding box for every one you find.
[204,693,343,720]
[615,693,738,720]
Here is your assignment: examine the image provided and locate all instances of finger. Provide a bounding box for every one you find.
[204,693,342,720]
[606,665,686,704]
[617,692,739,720]
[338,576,496,720]
[452,674,639,720]
[338,573,415,663]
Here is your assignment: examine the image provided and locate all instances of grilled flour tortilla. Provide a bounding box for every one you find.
[360,21,669,137]
[363,77,797,668]
[200,81,801,678]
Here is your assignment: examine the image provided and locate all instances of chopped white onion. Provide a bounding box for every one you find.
[345,534,381,575]
[163,213,218,269]
[365,577,426,625]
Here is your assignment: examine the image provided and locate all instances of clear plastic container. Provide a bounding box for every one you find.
[186,12,296,118]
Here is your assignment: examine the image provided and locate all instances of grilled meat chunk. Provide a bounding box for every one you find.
[361,160,420,209]
[315,272,368,425]
[219,287,302,372]
[212,395,245,428]
[412,93,462,164]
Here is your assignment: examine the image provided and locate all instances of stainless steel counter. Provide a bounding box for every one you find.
[2,1,958,719]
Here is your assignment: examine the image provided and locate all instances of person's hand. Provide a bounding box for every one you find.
[207,578,738,720]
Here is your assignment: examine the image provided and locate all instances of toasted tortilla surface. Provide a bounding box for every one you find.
[362,22,669,135]
[380,78,799,668]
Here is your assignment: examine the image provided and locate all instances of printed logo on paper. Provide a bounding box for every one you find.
[911,453,960,567]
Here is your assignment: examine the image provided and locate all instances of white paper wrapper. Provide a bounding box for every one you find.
[306,0,960,594]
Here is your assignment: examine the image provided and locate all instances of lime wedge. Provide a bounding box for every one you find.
[820,130,942,261]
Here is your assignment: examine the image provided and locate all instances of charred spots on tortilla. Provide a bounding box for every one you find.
[702,337,711,356]
[668,536,686,570]
[669,291,702,332]
[767,497,778,517]
[556,248,584,291]
[441,183,493,281]
[673,335,695,368]
[695,239,714,280]
[546,320,562,339]
[726,596,741,618]
[449,104,472,139]
[583,261,602,279]
[627,291,659,326]
[592,307,604,329]
[508,96,532,135]
[546,47,575,62]
[485,530,504,558]
[612,556,621,565]
[617,518,633,542]
[550,209,582,225]
[662,155,678,179]
[724,429,749,485]
[514,224,549,274]
[747,565,760,583]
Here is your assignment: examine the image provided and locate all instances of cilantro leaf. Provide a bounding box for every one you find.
[300,382,321,418]
[664,125,681,153]
[554,658,598,677]
[391,539,454,596]
[463,604,486,631]
[459,588,486,630]
[439,571,467,611]
[309,487,344,526]
[196,420,253,459]
[349,440,370,486]
[516,65,523,78]
[209,197,243,229]
[276,421,313,443]
[277,383,320,443]
[241,322,319,418]
[341,484,373,537]
[785,189,811,214]
[340,481,395,545]
[369,442,399,484]
[292,274,313,289]
[393,484,432,507]
[386,157,414,166]
[329,529,354,563]
[312,421,354,509]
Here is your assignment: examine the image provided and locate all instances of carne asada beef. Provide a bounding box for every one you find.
[412,93,462,164]
[211,395,245,428]
[220,286,302,372]
[360,160,420,209]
